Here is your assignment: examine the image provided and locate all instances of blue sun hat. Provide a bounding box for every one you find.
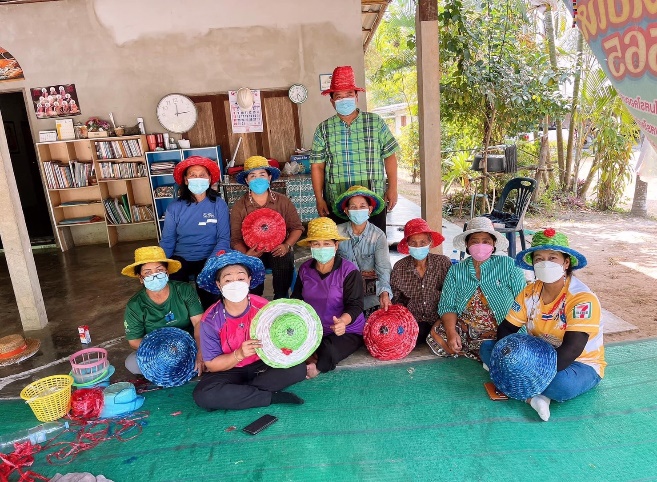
[235,156,281,186]
[136,327,198,388]
[516,228,587,271]
[489,333,557,400]
[99,382,145,418]
[196,249,266,295]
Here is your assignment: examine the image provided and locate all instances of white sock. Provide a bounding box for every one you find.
[529,395,551,421]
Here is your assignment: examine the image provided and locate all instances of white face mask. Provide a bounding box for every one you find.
[534,261,566,284]
[221,281,250,303]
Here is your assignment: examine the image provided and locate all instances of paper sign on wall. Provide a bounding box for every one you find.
[228,89,263,133]
[0,47,24,82]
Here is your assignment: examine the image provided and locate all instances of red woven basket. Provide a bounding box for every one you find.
[242,208,287,252]
[364,305,418,361]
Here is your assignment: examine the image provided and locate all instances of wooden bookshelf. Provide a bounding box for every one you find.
[36,135,157,251]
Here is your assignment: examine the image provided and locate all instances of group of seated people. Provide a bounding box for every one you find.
[120,155,605,422]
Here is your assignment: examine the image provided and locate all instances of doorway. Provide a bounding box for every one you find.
[0,91,54,246]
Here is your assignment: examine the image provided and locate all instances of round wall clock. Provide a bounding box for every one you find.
[156,94,198,133]
[288,84,308,104]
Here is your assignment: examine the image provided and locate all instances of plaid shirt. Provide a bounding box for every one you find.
[310,110,399,205]
[390,254,453,325]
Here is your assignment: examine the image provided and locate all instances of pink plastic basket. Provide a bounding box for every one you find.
[69,347,109,384]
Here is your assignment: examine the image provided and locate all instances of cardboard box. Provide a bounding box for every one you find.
[88,131,109,138]
[290,154,310,174]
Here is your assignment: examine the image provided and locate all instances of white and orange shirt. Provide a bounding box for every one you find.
[506,276,606,377]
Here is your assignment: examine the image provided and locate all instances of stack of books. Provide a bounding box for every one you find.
[95,140,143,159]
[131,204,155,222]
[58,215,103,225]
[43,160,95,189]
[150,162,176,175]
[103,194,132,224]
[98,162,147,180]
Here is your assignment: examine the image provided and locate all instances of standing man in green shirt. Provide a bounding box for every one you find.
[310,65,399,234]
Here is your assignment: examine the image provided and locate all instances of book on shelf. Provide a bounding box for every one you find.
[103,194,132,225]
[58,215,103,225]
[43,160,95,189]
[98,162,147,180]
[57,200,100,207]
[131,204,155,222]
[95,139,143,160]
[150,161,176,175]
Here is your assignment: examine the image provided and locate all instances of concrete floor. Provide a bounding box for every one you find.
[0,196,635,398]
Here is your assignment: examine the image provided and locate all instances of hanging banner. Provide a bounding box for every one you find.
[566,1,657,150]
[0,47,24,82]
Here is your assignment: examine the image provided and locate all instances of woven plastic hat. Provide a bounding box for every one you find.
[321,66,365,96]
[364,305,419,361]
[516,228,587,271]
[333,185,385,220]
[236,87,254,111]
[173,156,221,186]
[297,217,349,247]
[121,246,182,278]
[452,216,509,253]
[99,382,145,418]
[0,334,40,367]
[136,327,197,388]
[397,218,445,255]
[235,155,281,185]
[489,333,557,400]
[196,250,266,295]
[242,208,287,252]
[251,299,322,368]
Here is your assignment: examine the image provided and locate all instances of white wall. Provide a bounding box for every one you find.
[0,0,366,148]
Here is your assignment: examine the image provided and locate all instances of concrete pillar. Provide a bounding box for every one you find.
[416,0,443,253]
[0,109,48,330]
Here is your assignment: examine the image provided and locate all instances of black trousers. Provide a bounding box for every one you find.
[316,333,364,373]
[327,208,387,235]
[416,321,433,347]
[250,251,295,299]
[193,360,306,411]
[169,256,219,311]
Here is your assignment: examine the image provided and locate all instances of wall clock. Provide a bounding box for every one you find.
[288,84,308,104]
[156,93,198,133]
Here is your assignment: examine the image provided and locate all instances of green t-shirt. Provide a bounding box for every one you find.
[124,281,204,340]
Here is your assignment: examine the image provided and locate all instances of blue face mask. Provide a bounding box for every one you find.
[409,245,430,261]
[334,97,357,116]
[249,177,270,195]
[143,272,168,292]
[311,246,336,264]
[187,178,210,195]
[347,209,370,226]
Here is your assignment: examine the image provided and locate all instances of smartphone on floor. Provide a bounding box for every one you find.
[484,382,509,401]
[243,414,278,435]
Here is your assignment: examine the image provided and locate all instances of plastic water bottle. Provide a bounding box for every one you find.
[451,250,460,265]
[0,421,69,453]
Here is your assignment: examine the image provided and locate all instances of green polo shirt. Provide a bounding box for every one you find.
[310,110,399,205]
[124,281,203,340]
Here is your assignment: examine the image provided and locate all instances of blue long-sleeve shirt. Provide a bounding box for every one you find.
[160,197,230,262]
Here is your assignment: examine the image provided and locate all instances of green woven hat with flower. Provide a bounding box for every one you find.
[515,228,587,271]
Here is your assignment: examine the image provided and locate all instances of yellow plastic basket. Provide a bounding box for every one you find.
[20,375,73,422]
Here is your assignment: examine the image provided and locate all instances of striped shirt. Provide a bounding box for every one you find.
[506,276,606,377]
[310,110,399,205]
[438,255,526,325]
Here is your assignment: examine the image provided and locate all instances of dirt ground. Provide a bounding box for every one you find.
[397,177,657,342]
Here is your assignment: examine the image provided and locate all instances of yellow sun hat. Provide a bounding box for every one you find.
[296,217,349,247]
[236,155,281,185]
[121,246,182,278]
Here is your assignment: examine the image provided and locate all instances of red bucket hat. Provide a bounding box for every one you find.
[321,66,366,96]
[397,218,445,255]
[173,156,221,186]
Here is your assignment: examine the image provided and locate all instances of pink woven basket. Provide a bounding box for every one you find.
[364,305,418,361]
[69,347,109,384]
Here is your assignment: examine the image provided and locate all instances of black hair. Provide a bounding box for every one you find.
[177,166,220,205]
[135,261,168,276]
[215,263,252,282]
[530,251,574,276]
[464,232,497,255]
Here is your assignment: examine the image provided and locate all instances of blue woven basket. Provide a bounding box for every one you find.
[489,333,557,400]
[136,327,197,388]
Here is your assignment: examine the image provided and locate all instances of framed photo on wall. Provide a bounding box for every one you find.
[30,83,81,119]
[319,74,332,92]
